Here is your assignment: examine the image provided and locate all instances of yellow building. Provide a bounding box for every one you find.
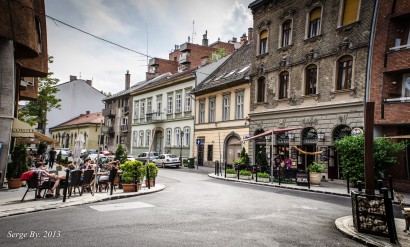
[191,41,252,167]
[49,112,103,150]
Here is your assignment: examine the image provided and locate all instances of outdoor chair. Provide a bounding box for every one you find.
[80,169,94,196]
[98,168,118,194]
[58,170,82,198]
[394,191,410,232]
[21,172,49,201]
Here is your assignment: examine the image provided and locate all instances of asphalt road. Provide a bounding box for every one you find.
[1,168,365,247]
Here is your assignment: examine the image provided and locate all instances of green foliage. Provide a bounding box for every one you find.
[308,162,325,173]
[63,157,69,165]
[56,150,63,163]
[100,90,112,97]
[6,143,28,179]
[209,48,228,62]
[37,142,47,155]
[335,134,407,183]
[120,160,145,183]
[115,144,128,164]
[257,172,270,178]
[240,147,250,166]
[147,162,158,179]
[256,148,268,167]
[239,170,251,176]
[18,57,61,127]
[226,168,236,174]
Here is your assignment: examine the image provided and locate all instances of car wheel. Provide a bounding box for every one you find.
[162,163,165,168]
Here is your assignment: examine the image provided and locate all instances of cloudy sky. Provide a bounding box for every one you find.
[45,0,253,94]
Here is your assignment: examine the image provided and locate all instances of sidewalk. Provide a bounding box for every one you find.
[208,173,410,247]
[0,184,165,218]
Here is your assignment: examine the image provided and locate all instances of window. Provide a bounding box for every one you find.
[185,91,191,111]
[341,0,360,26]
[279,72,289,99]
[121,117,128,126]
[308,7,321,38]
[147,98,152,114]
[402,74,410,98]
[139,131,144,147]
[235,92,244,119]
[35,16,43,53]
[175,128,181,146]
[257,77,266,102]
[140,100,145,117]
[209,97,216,123]
[156,96,162,116]
[133,131,138,146]
[146,130,151,147]
[134,101,139,119]
[259,30,268,54]
[305,65,318,95]
[199,100,205,124]
[120,136,126,144]
[207,145,213,161]
[282,20,292,47]
[223,94,230,121]
[183,127,190,146]
[337,56,353,90]
[167,94,173,114]
[176,93,182,112]
[166,129,171,146]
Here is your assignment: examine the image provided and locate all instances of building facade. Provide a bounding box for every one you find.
[192,42,252,167]
[0,0,48,186]
[369,0,410,191]
[248,0,374,180]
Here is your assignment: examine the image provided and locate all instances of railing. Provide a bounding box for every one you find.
[107,127,114,135]
[123,106,129,113]
[146,112,164,122]
[102,108,115,117]
[121,125,128,132]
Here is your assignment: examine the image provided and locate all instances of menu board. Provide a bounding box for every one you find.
[319,146,328,162]
[290,147,298,160]
[296,173,309,186]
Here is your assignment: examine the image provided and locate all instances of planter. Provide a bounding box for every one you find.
[256,177,270,183]
[226,173,237,178]
[145,179,154,187]
[239,175,251,180]
[8,178,23,189]
[309,172,322,186]
[122,183,142,193]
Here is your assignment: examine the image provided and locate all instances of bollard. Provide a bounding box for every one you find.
[357,180,363,192]
[278,165,281,185]
[147,165,150,189]
[224,162,227,178]
[237,167,240,180]
[215,161,217,175]
[346,173,350,194]
[377,179,383,194]
[382,187,397,244]
[219,161,222,175]
[307,169,310,190]
[255,168,258,182]
[389,175,394,201]
[62,169,69,202]
[134,165,137,192]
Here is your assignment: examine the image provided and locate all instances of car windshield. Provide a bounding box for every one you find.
[168,155,177,158]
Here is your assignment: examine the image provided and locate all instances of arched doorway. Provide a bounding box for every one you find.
[152,129,164,153]
[225,134,241,166]
[329,125,351,179]
[254,128,266,166]
[301,127,317,170]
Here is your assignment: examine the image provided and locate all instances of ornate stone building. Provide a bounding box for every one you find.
[247,0,374,180]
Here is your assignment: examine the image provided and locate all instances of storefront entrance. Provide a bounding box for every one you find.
[329,125,351,179]
[301,127,317,170]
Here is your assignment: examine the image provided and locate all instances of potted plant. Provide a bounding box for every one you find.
[239,170,252,180]
[256,172,270,183]
[146,162,158,187]
[308,162,325,185]
[226,168,237,178]
[6,143,28,189]
[120,160,144,192]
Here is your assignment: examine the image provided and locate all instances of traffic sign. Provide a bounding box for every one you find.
[196,139,201,145]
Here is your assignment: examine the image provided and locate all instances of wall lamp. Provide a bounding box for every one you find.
[288,133,295,141]
[317,132,325,142]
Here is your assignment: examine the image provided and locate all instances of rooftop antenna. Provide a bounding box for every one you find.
[192,20,196,44]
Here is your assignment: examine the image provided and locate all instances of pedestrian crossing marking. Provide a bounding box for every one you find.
[89,202,155,212]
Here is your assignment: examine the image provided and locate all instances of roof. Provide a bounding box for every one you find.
[51,112,103,129]
[55,79,105,96]
[248,0,268,9]
[191,42,253,95]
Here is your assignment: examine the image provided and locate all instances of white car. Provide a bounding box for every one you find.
[153,154,181,168]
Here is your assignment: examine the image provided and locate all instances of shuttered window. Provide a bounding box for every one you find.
[342,0,359,26]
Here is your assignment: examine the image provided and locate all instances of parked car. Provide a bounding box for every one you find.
[100,150,112,156]
[61,148,72,156]
[55,148,70,157]
[136,152,159,163]
[153,154,181,168]
[88,149,98,154]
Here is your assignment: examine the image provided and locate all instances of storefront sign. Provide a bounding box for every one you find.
[290,147,298,160]
[302,138,317,145]
[277,138,289,145]
[319,146,328,162]
[296,173,309,186]
[351,128,363,136]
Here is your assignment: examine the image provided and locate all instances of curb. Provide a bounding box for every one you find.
[0,185,165,218]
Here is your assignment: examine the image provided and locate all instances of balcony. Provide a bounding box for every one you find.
[148,58,159,66]
[123,106,129,114]
[179,43,190,52]
[386,45,410,72]
[121,125,128,132]
[146,112,165,123]
[179,52,191,64]
[107,127,115,136]
[102,108,115,117]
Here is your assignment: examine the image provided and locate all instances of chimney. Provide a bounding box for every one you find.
[202,30,208,47]
[125,70,130,90]
[86,80,92,87]
[70,75,77,81]
[86,110,90,115]
[232,37,237,43]
[240,33,248,46]
[248,28,253,42]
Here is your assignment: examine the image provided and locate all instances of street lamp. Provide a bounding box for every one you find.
[180,131,184,161]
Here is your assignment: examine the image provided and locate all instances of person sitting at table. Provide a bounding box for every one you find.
[35,162,59,198]
[53,163,76,198]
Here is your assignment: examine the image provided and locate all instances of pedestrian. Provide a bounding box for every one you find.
[48,147,57,169]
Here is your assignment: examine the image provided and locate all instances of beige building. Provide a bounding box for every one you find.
[50,112,103,151]
[191,40,252,167]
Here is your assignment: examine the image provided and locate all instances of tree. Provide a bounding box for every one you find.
[18,56,61,130]
[256,147,268,168]
[334,134,407,183]
[209,48,228,62]
[115,144,128,164]
[100,90,112,97]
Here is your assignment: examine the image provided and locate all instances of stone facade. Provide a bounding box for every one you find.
[248,0,374,179]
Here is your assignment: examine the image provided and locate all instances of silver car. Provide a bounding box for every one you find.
[153,154,181,168]
[136,152,159,163]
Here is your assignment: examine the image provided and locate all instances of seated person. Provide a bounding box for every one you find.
[35,162,59,198]
[54,163,76,197]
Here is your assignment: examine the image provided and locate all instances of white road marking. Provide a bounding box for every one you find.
[89,202,155,212]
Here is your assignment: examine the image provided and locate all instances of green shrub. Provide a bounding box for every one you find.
[115,144,128,164]
[239,170,251,176]
[147,162,158,179]
[120,160,145,183]
[226,168,236,174]
[6,143,28,179]
[257,172,270,178]
[308,162,325,173]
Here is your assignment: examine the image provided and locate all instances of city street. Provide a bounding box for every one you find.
[0,168,364,247]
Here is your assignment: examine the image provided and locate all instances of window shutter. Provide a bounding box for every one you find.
[260,30,268,40]
[342,0,359,26]
[310,7,321,21]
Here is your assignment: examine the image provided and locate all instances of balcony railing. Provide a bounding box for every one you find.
[146,112,165,122]
[123,106,129,114]
[121,125,128,132]
[102,108,115,117]
[107,127,115,135]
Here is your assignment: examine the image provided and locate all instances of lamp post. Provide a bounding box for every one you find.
[180,131,184,161]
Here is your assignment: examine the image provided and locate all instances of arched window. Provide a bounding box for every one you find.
[279,71,289,99]
[146,130,151,147]
[308,7,322,38]
[175,128,181,146]
[133,131,138,146]
[281,20,292,47]
[257,77,266,102]
[305,65,317,95]
[259,30,268,54]
[336,56,353,90]
[340,0,360,26]
[139,131,144,147]
[183,127,190,146]
[166,128,171,146]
